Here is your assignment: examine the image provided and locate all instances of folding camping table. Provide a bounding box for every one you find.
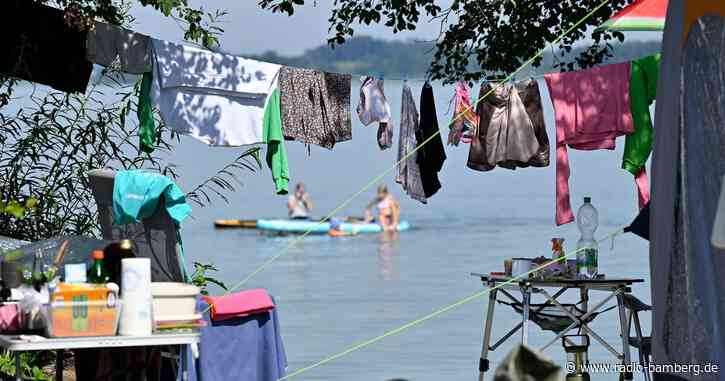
[0,333,200,381]
[471,274,644,381]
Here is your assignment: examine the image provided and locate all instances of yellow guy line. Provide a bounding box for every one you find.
[280,228,625,380]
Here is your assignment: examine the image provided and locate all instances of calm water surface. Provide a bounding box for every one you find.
[146,80,650,380]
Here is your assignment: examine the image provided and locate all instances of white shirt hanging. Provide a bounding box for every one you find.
[149,39,281,146]
[356,76,392,126]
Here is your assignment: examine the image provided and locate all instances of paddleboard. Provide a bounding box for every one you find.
[214,219,258,229]
[256,219,410,234]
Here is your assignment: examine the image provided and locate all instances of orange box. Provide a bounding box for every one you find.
[44,283,120,337]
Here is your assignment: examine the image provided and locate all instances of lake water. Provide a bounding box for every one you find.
[158,79,652,381]
[0,75,644,380]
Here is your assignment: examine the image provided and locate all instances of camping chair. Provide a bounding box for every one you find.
[81,169,188,381]
[87,169,185,282]
[621,293,652,381]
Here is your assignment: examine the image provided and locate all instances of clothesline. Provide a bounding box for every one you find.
[2,0,654,228]
[345,72,549,83]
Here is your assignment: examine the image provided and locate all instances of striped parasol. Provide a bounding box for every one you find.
[598,0,668,31]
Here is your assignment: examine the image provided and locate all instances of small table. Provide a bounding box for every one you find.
[0,333,200,381]
[472,274,644,381]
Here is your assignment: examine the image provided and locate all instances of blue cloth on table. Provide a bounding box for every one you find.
[178,299,287,381]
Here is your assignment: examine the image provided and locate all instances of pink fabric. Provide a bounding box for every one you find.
[205,288,275,322]
[545,62,635,225]
[635,167,650,208]
[0,304,20,332]
[448,81,479,146]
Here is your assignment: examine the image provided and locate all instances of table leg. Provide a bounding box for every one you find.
[580,287,589,313]
[181,345,188,381]
[617,292,633,380]
[14,351,21,381]
[56,349,64,381]
[521,286,531,345]
[479,288,497,381]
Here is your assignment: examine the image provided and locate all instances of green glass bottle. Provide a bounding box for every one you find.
[87,250,110,284]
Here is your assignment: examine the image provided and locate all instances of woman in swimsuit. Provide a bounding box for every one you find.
[364,185,400,231]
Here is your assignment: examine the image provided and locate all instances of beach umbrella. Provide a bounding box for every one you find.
[598,0,668,31]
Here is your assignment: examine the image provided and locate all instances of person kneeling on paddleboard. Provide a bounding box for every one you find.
[364,185,400,231]
[288,182,314,220]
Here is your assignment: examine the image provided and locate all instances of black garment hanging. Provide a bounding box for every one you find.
[624,201,650,240]
[0,0,92,94]
[416,83,446,198]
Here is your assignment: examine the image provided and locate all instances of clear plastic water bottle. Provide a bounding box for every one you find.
[576,197,599,278]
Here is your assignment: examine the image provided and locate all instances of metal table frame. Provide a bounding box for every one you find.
[472,274,644,381]
[0,333,200,381]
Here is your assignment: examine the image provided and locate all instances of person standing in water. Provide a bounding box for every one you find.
[364,185,400,231]
[288,182,313,220]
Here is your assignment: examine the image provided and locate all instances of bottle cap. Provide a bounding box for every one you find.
[92,250,104,260]
[119,239,133,250]
[584,197,591,203]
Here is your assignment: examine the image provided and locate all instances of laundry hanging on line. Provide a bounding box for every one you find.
[86,21,152,74]
[396,83,427,204]
[467,79,549,172]
[279,66,352,150]
[357,76,394,150]
[623,53,660,209]
[146,38,290,194]
[0,0,92,94]
[149,38,282,147]
[448,81,479,146]
[417,83,447,199]
[545,61,634,226]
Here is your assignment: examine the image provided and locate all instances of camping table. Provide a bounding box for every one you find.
[0,333,200,381]
[471,274,644,381]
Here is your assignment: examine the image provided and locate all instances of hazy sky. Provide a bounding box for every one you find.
[130,1,660,56]
[131,1,449,56]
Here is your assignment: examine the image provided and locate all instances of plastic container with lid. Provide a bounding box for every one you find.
[150,282,201,324]
[43,284,121,337]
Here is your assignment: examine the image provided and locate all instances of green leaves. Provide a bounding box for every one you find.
[191,262,228,296]
[0,198,38,219]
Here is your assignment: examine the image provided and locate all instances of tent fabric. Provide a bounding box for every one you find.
[651,1,725,378]
[598,0,668,31]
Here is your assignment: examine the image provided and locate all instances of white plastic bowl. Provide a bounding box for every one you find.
[150,282,200,322]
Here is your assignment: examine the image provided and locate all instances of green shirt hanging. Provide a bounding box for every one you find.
[138,71,158,154]
[623,54,661,175]
[262,88,290,195]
